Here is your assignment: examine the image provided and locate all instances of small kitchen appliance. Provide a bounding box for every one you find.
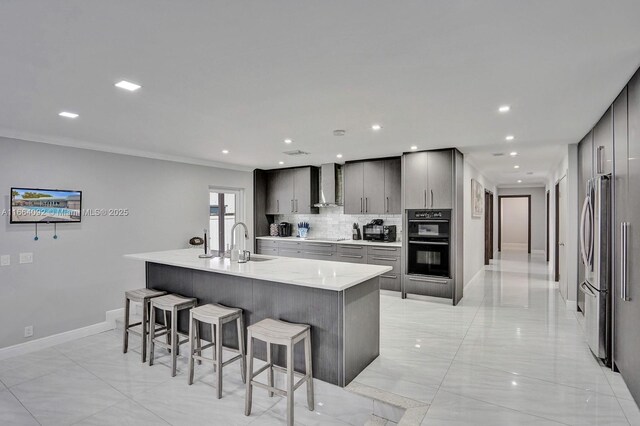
[278,222,292,237]
[362,220,396,242]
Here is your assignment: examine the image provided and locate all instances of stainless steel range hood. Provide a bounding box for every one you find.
[314,163,343,207]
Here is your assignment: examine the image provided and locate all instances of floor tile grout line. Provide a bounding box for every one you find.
[6,387,43,426]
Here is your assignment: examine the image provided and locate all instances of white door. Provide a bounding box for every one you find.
[558,176,568,300]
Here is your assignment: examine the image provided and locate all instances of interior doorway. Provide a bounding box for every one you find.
[209,189,244,253]
[484,190,494,265]
[555,176,568,299]
[498,195,531,253]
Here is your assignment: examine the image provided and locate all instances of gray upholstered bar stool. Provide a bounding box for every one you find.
[148,294,197,377]
[122,288,167,362]
[244,318,314,426]
[187,303,246,398]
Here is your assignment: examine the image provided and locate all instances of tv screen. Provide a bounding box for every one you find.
[10,188,82,224]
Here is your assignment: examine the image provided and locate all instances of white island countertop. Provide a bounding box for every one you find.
[256,236,402,248]
[125,249,392,291]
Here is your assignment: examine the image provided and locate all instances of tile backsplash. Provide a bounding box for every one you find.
[273,206,402,240]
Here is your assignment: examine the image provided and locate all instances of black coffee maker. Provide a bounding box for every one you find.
[278,222,292,237]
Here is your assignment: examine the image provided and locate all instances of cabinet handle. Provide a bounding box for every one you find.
[370,247,398,251]
[621,222,630,301]
[305,251,333,256]
[339,254,363,259]
[424,190,427,207]
[386,196,389,213]
[360,198,363,213]
[307,243,332,247]
[365,197,368,213]
[339,245,363,249]
[291,200,294,212]
[295,199,298,212]
[431,189,434,207]
[408,277,448,285]
[596,146,605,175]
[371,256,398,261]
[380,274,398,279]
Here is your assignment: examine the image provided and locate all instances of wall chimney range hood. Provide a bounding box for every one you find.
[314,163,343,207]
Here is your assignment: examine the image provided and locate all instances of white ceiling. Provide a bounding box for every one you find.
[1,1,639,182]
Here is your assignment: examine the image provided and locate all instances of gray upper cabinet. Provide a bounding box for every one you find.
[614,74,640,402]
[404,150,453,210]
[363,161,385,213]
[344,162,365,214]
[344,158,401,214]
[264,167,318,215]
[403,152,428,209]
[427,150,453,209]
[384,158,401,213]
[593,107,614,175]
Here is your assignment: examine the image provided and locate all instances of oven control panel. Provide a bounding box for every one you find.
[409,209,451,220]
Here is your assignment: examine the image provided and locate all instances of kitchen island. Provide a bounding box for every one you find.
[125,249,391,386]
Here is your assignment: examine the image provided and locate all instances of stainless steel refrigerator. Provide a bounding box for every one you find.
[579,174,611,364]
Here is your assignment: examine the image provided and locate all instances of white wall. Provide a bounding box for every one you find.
[501,197,529,246]
[463,159,497,286]
[0,137,253,348]
[546,144,579,306]
[498,186,547,252]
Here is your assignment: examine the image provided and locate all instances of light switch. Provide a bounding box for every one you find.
[0,255,9,266]
[19,253,33,264]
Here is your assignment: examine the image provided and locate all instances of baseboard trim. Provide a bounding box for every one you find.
[0,308,124,361]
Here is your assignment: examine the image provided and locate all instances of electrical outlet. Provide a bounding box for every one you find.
[19,252,33,264]
[0,255,9,266]
[24,326,33,338]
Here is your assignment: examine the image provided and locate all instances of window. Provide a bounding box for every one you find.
[209,189,244,253]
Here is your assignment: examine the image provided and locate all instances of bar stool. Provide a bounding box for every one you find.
[244,318,313,426]
[187,303,246,398]
[122,288,167,362]
[148,294,197,377]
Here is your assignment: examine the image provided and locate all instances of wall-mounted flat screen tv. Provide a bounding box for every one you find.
[10,188,82,224]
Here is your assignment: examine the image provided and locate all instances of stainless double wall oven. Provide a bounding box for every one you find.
[407,209,451,278]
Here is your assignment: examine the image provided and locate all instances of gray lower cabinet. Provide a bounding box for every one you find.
[256,239,403,292]
[614,73,640,403]
[336,244,367,264]
[403,149,453,210]
[366,246,401,291]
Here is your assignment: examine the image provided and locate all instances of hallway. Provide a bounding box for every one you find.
[353,251,639,425]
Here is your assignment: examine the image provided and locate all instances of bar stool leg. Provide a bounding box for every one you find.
[148,304,156,366]
[164,311,171,351]
[141,299,148,363]
[304,332,314,411]
[286,343,294,426]
[211,324,217,372]
[188,313,195,385]
[122,297,130,354]
[244,332,254,416]
[266,342,274,397]
[237,315,246,384]
[195,320,202,365]
[215,321,223,399]
[171,307,178,377]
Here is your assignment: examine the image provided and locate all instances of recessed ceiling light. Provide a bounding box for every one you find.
[284,139,292,144]
[336,154,343,159]
[505,135,515,141]
[510,151,518,156]
[59,111,79,119]
[499,105,511,113]
[517,179,523,183]
[115,80,141,91]
[410,145,418,150]
[278,161,284,165]
[371,124,382,131]
[514,165,520,169]
[222,150,229,154]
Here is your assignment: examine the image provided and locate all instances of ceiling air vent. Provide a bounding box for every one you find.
[283,150,311,156]
[492,153,505,157]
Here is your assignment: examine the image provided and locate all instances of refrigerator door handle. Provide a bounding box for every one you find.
[621,222,630,301]
[580,196,590,266]
[580,282,597,298]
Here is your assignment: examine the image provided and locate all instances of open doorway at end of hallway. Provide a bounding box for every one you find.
[484,190,494,265]
[209,188,244,253]
[498,195,531,254]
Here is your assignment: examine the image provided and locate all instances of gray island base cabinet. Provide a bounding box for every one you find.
[144,262,380,387]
